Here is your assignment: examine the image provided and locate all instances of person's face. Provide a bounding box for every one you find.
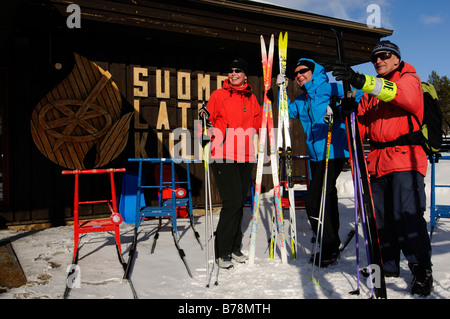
[228,68,247,87]
[294,65,313,88]
[371,51,400,77]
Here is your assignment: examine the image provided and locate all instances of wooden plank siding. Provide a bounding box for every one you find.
[0,0,391,227]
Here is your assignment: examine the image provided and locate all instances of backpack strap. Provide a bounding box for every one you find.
[369,110,422,149]
[369,130,423,149]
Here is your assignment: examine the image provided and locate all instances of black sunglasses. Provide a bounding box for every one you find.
[228,68,244,74]
[294,68,310,76]
[371,51,393,63]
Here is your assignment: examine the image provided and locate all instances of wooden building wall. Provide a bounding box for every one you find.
[0,0,391,227]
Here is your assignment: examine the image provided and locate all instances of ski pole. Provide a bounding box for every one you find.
[311,115,333,284]
[200,96,215,287]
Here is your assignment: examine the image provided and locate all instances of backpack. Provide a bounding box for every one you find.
[369,82,444,155]
[419,82,444,154]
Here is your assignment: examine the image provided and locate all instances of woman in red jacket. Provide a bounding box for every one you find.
[205,57,262,269]
[331,41,433,296]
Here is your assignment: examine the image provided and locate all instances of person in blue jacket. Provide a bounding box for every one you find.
[278,58,361,266]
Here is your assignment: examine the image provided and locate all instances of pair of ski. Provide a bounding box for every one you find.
[276,32,299,260]
[333,29,387,299]
[249,32,295,265]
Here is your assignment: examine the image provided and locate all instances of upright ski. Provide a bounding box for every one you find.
[332,29,387,299]
[276,31,297,259]
[249,34,287,264]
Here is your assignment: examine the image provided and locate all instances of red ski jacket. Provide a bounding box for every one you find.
[357,62,427,178]
[206,79,262,162]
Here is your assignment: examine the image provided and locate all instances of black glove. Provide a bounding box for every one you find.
[199,103,212,147]
[330,63,366,90]
[198,103,210,121]
[199,103,212,127]
[329,96,341,121]
[340,94,359,118]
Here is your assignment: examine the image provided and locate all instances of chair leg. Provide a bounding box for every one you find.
[114,226,122,254]
[73,231,79,262]
[172,215,177,238]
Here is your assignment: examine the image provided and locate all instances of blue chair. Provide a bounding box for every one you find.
[128,158,195,238]
[429,153,450,238]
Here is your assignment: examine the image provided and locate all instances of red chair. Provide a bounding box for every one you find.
[154,164,189,218]
[62,168,126,262]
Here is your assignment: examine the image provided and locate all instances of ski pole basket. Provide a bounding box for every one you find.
[429,153,450,238]
[62,168,126,262]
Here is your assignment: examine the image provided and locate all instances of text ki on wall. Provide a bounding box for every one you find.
[132,67,229,160]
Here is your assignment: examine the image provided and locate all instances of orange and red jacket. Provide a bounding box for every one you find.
[357,62,427,178]
[206,79,262,162]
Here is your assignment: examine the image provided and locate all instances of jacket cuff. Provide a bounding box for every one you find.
[361,74,397,102]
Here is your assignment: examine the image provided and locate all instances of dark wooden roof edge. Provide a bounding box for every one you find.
[190,0,393,37]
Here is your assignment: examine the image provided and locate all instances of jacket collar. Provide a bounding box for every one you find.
[223,78,253,95]
[382,61,416,81]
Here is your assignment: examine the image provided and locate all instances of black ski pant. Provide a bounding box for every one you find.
[306,158,346,257]
[370,171,432,273]
[211,162,254,258]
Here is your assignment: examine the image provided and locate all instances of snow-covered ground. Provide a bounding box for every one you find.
[0,157,449,302]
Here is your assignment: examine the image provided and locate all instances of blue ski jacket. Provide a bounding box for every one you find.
[288,58,362,162]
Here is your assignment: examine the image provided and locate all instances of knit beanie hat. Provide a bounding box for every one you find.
[371,40,401,60]
[229,57,249,75]
[296,59,315,73]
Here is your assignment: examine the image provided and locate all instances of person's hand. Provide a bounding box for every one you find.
[340,91,359,118]
[330,62,365,89]
[198,103,210,122]
[198,104,212,148]
[324,105,333,124]
[276,73,288,87]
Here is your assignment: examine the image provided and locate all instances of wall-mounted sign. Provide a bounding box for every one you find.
[31,53,133,169]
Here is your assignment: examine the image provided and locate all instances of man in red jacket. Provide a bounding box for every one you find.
[331,41,433,296]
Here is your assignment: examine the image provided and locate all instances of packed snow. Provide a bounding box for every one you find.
[1,156,449,301]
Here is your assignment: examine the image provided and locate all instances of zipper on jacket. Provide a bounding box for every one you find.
[220,124,229,146]
[307,103,318,160]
